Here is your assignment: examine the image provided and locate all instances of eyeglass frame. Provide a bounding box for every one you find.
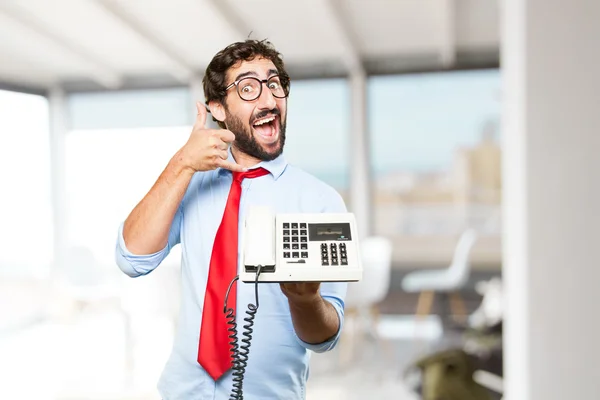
[223,74,290,102]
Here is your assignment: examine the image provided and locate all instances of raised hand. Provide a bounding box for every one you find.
[179,102,245,173]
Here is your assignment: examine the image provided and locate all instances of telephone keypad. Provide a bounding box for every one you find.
[282,222,350,265]
[339,243,348,265]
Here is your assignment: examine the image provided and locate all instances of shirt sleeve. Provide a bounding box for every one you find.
[294,187,349,353]
[115,204,183,277]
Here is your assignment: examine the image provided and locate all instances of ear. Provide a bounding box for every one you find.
[208,100,226,124]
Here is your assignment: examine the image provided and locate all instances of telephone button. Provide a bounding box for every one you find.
[283,243,290,250]
[283,223,290,228]
[300,237,307,242]
[341,258,348,265]
[301,244,308,250]
[291,223,298,229]
[321,259,329,266]
[283,230,290,235]
[331,259,339,266]
[283,237,290,243]
[292,244,299,250]
[283,252,290,258]
[292,237,298,242]
[292,252,299,258]
[320,243,327,250]
[292,230,299,235]
[300,223,307,228]
[301,252,308,258]
[300,230,307,235]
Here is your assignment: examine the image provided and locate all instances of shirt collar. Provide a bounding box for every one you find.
[217,148,287,180]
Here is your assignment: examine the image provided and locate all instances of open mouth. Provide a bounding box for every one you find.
[252,115,280,144]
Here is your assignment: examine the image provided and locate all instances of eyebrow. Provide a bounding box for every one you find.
[233,68,279,82]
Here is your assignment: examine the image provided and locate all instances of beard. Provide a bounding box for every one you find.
[224,107,286,162]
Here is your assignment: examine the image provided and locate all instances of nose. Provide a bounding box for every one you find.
[257,83,277,110]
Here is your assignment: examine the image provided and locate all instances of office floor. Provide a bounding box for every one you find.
[0,274,491,400]
[0,310,448,399]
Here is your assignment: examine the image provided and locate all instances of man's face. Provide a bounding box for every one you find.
[221,57,288,161]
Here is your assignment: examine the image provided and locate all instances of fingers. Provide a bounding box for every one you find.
[218,129,236,144]
[216,159,246,173]
[195,101,207,129]
[208,133,229,151]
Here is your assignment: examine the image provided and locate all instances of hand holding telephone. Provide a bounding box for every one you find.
[225,205,363,399]
[240,206,363,283]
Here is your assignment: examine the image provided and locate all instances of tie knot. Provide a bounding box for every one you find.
[233,167,269,183]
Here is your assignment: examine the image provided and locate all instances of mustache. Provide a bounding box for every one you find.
[252,108,280,122]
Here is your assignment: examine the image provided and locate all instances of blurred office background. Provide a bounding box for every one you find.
[1,1,598,399]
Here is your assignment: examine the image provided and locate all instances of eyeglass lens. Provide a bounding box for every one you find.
[237,76,287,101]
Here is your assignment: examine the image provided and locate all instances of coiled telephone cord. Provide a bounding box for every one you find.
[223,265,263,400]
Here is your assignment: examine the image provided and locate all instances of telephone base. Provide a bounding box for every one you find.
[240,268,362,283]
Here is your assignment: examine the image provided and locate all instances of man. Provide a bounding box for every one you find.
[115,39,347,399]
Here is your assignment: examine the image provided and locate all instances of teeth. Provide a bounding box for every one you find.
[254,116,275,126]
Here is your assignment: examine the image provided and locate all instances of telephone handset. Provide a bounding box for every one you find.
[240,205,363,283]
[223,205,363,399]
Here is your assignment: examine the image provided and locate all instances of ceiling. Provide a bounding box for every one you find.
[0,0,499,94]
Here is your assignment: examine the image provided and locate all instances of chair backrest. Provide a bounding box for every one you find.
[344,236,393,309]
[447,229,478,284]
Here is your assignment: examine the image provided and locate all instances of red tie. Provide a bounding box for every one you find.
[198,167,269,380]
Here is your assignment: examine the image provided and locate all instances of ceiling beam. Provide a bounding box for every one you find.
[204,0,254,39]
[0,2,122,89]
[0,79,48,96]
[322,0,363,75]
[94,0,195,83]
[440,0,457,67]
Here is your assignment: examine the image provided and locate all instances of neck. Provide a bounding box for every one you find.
[231,147,262,169]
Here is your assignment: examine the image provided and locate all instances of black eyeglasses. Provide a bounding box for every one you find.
[224,75,289,101]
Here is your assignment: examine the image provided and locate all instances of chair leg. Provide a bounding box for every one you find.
[415,290,435,319]
[413,291,435,344]
[449,291,468,323]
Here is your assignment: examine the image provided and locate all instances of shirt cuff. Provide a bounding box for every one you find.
[115,222,169,277]
[293,295,345,353]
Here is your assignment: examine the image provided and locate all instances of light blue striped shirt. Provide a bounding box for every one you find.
[115,153,347,400]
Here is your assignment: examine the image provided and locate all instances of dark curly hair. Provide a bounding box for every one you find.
[202,39,290,128]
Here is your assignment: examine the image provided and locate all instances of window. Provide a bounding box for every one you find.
[284,79,350,201]
[65,126,189,267]
[0,90,52,278]
[368,70,501,265]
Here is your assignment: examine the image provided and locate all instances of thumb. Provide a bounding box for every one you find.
[195,101,207,129]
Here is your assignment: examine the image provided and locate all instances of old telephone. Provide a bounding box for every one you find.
[223,205,363,398]
[240,205,363,282]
